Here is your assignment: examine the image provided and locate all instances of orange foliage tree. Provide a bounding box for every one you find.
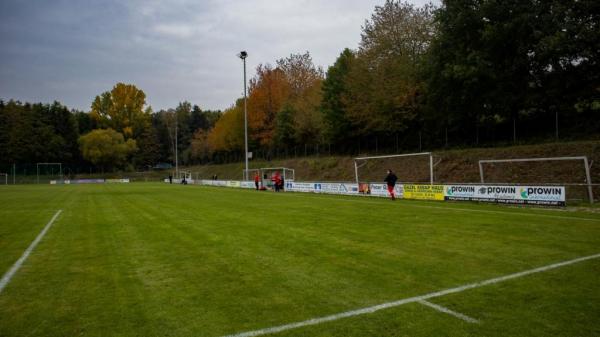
[247,64,290,148]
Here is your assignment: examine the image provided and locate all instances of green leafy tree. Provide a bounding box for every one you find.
[90,83,150,138]
[274,104,296,148]
[79,129,137,170]
[321,48,355,146]
[133,126,161,169]
[346,1,434,138]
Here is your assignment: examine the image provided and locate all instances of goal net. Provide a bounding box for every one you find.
[478,156,595,203]
[177,170,193,183]
[37,163,63,184]
[242,169,260,182]
[354,152,434,185]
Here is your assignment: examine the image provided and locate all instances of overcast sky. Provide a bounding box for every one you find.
[0,0,436,112]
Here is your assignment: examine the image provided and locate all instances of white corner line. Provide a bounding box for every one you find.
[221,252,600,337]
[0,209,62,294]
[418,299,479,323]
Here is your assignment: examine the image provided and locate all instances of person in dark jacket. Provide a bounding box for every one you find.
[384,169,398,200]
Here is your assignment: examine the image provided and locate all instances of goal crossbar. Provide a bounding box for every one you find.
[479,156,594,204]
[354,152,434,184]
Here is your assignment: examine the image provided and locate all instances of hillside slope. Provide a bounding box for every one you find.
[187,141,600,185]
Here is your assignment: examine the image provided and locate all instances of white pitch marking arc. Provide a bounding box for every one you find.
[418,299,479,323]
[0,209,62,294]
[222,252,600,337]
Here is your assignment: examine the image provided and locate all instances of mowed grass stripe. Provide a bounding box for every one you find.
[0,185,71,275]
[0,183,599,337]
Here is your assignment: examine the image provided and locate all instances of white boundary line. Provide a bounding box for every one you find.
[275,192,600,222]
[222,252,600,337]
[418,300,479,323]
[196,185,600,222]
[0,209,62,294]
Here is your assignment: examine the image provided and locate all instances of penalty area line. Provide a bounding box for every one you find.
[221,252,600,337]
[418,300,479,323]
[0,209,62,294]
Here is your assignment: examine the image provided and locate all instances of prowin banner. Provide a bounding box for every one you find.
[444,185,566,206]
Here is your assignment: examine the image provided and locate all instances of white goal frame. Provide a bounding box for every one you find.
[0,173,7,185]
[178,170,193,181]
[354,152,434,184]
[36,163,62,184]
[479,156,594,204]
[242,169,261,181]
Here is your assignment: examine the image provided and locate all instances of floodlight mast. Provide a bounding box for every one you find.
[239,51,249,181]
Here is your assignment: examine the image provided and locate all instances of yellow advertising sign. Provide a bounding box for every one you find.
[403,184,444,201]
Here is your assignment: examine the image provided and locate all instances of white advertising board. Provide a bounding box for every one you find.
[444,185,566,206]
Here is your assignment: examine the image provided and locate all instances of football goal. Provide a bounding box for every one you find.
[177,170,193,183]
[479,156,594,203]
[244,167,295,189]
[37,163,62,184]
[0,173,7,185]
[354,152,434,184]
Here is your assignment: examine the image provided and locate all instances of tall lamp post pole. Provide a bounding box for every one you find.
[239,51,249,180]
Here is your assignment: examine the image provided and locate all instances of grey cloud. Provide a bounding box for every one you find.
[0,0,438,112]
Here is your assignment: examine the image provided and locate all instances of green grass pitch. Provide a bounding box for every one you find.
[0,183,599,337]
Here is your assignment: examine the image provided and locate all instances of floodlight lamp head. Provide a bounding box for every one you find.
[238,51,248,59]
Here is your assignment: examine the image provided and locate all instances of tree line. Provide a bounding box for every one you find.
[1,0,598,171]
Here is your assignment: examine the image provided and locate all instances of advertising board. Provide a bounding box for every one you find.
[404,184,444,200]
[444,185,566,206]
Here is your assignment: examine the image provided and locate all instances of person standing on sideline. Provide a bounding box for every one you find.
[168,174,173,184]
[254,172,261,190]
[384,169,398,200]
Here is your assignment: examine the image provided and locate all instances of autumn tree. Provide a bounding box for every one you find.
[78,128,137,169]
[276,52,325,145]
[207,100,244,153]
[190,129,211,162]
[90,83,150,138]
[247,64,290,147]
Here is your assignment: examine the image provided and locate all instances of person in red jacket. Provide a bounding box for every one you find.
[384,169,398,200]
[254,173,260,190]
[272,172,281,192]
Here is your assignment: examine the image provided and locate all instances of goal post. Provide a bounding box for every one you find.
[479,156,594,204]
[0,173,7,185]
[36,163,62,184]
[354,152,434,184]
[242,168,260,181]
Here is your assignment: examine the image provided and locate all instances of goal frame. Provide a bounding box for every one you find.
[478,156,594,204]
[177,170,193,181]
[354,152,434,185]
[242,169,261,181]
[36,163,62,184]
[0,173,7,185]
